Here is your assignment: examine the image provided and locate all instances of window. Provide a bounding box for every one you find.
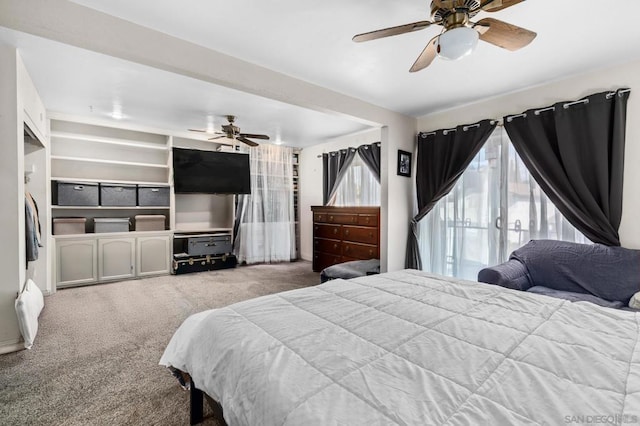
[332,154,380,206]
[418,127,587,280]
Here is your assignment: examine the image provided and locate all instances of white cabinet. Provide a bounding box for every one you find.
[54,232,170,288]
[137,235,170,276]
[56,239,98,287]
[98,237,136,281]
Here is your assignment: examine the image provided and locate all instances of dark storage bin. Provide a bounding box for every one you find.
[187,234,233,256]
[100,183,136,206]
[52,181,99,206]
[137,185,170,206]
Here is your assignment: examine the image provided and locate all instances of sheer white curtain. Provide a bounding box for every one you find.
[332,154,380,206]
[418,127,587,280]
[235,144,296,264]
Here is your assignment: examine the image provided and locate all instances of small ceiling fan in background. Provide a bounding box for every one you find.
[353,0,536,72]
[189,115,270,147]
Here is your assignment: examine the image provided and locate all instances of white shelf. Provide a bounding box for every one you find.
[174,227,233,234]
[51,177,170,186]
[53,230,172,239]
[51,131,168,151]
[51,155,169,169]
[52,206,170,210]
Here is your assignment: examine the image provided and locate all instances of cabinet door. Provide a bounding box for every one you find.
[98,238,136,281]
[136,235,170,277]
[56,239,98,287]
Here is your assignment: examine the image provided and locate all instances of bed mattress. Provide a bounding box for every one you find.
[160,269,640,425]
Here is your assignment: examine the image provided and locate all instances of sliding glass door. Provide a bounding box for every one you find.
[418,127,586,280]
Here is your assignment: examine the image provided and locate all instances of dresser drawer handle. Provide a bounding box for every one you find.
[333,243,338,249]
[333,228,338,234]
[369,249,373,256]
[345,246,350,252]
[314,226,318,231]
[329,215,334,221]
[369,232,373,237]
[345,230,350,236]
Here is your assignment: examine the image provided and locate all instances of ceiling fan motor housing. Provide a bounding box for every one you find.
[431,0,481,24]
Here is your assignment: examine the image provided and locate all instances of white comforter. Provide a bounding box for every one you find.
[160,270,640,425]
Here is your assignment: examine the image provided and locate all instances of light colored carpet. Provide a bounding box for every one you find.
[0,261,319,425]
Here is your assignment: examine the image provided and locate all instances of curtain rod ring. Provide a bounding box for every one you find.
[563,98,589,109]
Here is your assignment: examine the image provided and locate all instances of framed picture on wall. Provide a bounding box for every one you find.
[397,150,412,177]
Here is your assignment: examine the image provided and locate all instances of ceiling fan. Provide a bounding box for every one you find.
[189,115,270,147]
[353,0,536,72]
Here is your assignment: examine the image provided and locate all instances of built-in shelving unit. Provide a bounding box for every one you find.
[50,119,171,233]
[49,118,237,287]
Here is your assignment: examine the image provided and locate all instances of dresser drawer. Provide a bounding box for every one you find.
[327,213,358,225]
[343,242,378,260]
[343,225,378,244]
[313,252,342,272]
[314,238,342,255]
[314,223,342,239]
[313,213,327,223]
[357,214,378,227]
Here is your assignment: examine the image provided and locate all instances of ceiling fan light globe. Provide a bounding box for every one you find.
[437,27,479,60]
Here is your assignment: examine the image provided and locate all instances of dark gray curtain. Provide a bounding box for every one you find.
[357,142,381,182]
[322,148,357,205]
[406,119,497,269]
[504,89,630,246]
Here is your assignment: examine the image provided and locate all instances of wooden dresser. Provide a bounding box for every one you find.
[311,206,380,272]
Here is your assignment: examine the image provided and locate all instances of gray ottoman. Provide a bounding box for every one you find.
[320,259,380,283]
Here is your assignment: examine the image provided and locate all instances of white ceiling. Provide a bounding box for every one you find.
[3,0,640,146]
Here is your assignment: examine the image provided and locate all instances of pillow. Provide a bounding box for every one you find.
[15,279,45,349]
[629,292,640,310]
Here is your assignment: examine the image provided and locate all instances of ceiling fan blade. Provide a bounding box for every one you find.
[479,0,525,12]
[189,128,224,135]
[236,136,259,147]
[239,133,270,140]
[208,135,227,141]
[477,18,536,51]
[353,21,433,43]
[409,35,439,73]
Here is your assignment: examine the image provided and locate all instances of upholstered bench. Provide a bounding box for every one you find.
[320,259,380,283]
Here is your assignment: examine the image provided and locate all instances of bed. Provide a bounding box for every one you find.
[160,269,640,425]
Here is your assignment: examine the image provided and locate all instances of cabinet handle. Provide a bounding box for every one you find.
[345,229,350,236]
[345,246,350,252]
[151,188,160,192]
[73,186,84,191]
[333,243,338,249]
[333,228,338,234]
[329,215,334,221]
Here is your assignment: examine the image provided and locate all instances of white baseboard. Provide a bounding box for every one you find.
[0,339,24,355]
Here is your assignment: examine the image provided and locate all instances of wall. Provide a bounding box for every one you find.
[299,128,382,262]
[18,56,51,295]
[0,46,24,354]
[0,45,49,354]
[417,59,640,249]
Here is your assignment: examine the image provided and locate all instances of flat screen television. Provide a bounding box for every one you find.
[173,147,251,194]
